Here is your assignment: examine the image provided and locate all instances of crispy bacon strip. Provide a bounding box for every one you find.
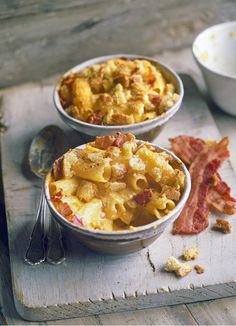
[95,135,114,149]
[95,133,134,149]
[208,174,236,215]
[57,202,73,218]
[149,94,161,107]
[87,110,103,125]
[173,138,229,235]
[170,135,236,215]
[169,135,207,165]
[133,188,153,206]
[112,133,134,148]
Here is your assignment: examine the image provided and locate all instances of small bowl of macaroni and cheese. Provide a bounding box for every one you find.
[54,54,184,139]
[44,133,191,255]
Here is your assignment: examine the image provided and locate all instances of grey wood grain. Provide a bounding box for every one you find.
[0,221,196,325]
[0,312,7,325]
[0,233,196,325]
[1,0,236,88]
[46,305,196,325]
[188,297,236,325]
[90,305,197,325]
[0,238,26,325]
[0,221,196,324]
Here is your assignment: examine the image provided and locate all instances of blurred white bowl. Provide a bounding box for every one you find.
[53,54,184,137]
[193,21,236,116]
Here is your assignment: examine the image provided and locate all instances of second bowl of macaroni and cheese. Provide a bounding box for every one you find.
[54,54,184,138]
[44,133,191,255]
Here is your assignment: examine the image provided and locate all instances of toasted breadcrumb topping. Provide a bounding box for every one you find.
[194,265,205,274]
[164,256,192,277]
[182,246,199,261]
[212,219,232,234]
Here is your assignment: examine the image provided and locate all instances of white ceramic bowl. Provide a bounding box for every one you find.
[44,141,191,255]
[193,21,236,116]
[53,54,184,137]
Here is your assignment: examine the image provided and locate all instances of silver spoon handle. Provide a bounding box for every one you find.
[25,188,46,265]
[47,216,65,265]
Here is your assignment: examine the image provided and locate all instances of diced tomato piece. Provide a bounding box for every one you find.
[51,190,63,202]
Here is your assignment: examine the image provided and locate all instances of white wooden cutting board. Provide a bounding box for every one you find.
[1,75,236,321]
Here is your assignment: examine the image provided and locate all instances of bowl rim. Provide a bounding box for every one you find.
[192,21,236,80]
[53,54,184,131]
[44,140,191,238]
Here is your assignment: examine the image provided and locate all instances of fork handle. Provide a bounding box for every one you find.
[25,188,46,265]
[47,216,65,264]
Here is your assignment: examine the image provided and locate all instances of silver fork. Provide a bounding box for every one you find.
[25,188,46,265]
[25,188,65,265]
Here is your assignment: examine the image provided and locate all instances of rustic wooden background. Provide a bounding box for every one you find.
[1,0,236,89]
[1,47,236,324]
[1,1,236,324]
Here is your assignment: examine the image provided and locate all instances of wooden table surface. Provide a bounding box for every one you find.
[1,47,236,325]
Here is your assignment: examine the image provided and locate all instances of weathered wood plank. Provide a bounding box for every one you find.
[0,233,196,325]
[90,305,197,325]
[0,238,27,325]
[187,297,236,325]
[1,0,236,88]
[0,312,7,326]
[0,0,93,19]
[0,200,197,325]
[47,305,196,325]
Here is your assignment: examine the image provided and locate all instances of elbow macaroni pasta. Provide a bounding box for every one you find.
[72,158,111,183]
[49,133,185,231]
[126,173,148,192]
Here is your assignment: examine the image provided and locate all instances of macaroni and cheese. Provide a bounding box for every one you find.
[49,133,185,231]
[59,58,179,125]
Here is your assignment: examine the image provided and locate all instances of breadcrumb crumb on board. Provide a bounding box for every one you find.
[212,219,232,234]
[164,256,192,277]
[182,246,199,261]
[194,265,205,274]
